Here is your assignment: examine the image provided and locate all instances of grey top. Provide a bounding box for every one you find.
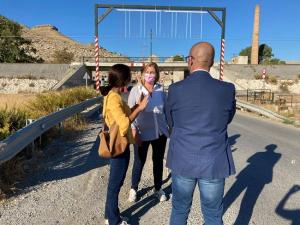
[128,83,170,141]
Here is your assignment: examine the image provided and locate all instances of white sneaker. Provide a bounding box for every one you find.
[105,217,129,225]
[120,220,130,225]
[119,221,130,225]
[155,189,167,202]
[128,188,137,203]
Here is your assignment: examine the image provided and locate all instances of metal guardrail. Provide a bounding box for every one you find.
[82,56,185,63]
[0,96,102,165]
[277,94,300,108]
[236,100,287,121]
[236,89,274,103]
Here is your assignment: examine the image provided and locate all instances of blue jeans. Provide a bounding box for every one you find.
[104,148,130,225]
[170,173,225,225]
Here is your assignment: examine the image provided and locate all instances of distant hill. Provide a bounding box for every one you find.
[21,24,120,63]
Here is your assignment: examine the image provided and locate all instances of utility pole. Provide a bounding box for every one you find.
[150,29,153,62]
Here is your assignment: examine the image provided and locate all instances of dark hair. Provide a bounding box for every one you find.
[141,62,160,84]
[101,64,131,96]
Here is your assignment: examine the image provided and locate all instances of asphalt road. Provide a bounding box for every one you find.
[0,111,299,225]
[224,112,300,225]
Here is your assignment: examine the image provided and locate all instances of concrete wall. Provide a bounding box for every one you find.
[59,65,93,89]
[230,56,248,65]
[225,64,300,79]
[0,78,57,93]
[0,64,71,80]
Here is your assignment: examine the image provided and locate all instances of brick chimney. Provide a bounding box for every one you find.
[251,5,260,65]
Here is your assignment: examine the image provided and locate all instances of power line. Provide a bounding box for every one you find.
[128,11,131,38]
[140,11,142,38]
[2,35,300,42]
[124,10,127,38]
[185,12,189,38]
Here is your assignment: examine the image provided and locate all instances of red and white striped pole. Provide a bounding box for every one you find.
[219,38,225,81]
[94,36,100,93]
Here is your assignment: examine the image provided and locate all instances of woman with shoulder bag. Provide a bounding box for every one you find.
[127,62,170,203]
[102,64,148,225]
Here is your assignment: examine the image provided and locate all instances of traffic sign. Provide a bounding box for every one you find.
[83,72,90,88]
[83,73,90,79]
[262,68,267,79]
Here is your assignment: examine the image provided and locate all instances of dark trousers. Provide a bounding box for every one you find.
[105,147,130,225]
[131,135,167,191]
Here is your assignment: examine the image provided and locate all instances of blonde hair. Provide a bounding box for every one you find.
[141,62,160,84]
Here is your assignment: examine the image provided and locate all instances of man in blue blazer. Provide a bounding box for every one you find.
[166,42,236,225]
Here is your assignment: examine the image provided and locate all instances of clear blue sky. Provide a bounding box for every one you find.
[1,0,299,61]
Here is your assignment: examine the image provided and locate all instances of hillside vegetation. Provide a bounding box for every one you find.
[0,15,121,63]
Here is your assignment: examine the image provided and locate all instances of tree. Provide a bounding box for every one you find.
[259,44,274,63]
[0,15,43,63]
[239,44,280,64]
[173,55,184,61]
[52,48,74,64]
[239,46,252,64]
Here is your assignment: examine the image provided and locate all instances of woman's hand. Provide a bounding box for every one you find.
[129,94,149,123]
[137,94,149,111]
[132,128,142,146]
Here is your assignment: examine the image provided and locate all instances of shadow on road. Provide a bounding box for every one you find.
[223,144,281,225]
[275,185,300,225]
[19,114,109,189]
[122,174,172,225]
[229,134,241,152]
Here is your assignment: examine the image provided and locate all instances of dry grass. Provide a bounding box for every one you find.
[0,87,97,200]
[27,87,97,118]
[0,93,36,110]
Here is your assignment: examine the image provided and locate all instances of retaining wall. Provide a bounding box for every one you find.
[225,64,300,79]
[0,64,70,80]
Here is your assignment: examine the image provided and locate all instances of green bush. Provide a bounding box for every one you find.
[0,108,28,140]
[52,48,74,64]
[7,108,27,132]
[268,75,278,85]
[173,55,184,61]
[0,16,44,63]
[254,73,262,80]
[29,82,35,87]
[0,110,10,140]
[279,82,289,93]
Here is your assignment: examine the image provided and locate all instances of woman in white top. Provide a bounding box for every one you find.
[127,62,169,202]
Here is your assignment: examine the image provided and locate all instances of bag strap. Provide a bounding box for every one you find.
[102,92,110,131]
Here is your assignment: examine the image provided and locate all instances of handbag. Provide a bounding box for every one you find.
[98,121,128,158]
[98,94,128,158]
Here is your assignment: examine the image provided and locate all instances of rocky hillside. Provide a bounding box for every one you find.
[21,24,119,62]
